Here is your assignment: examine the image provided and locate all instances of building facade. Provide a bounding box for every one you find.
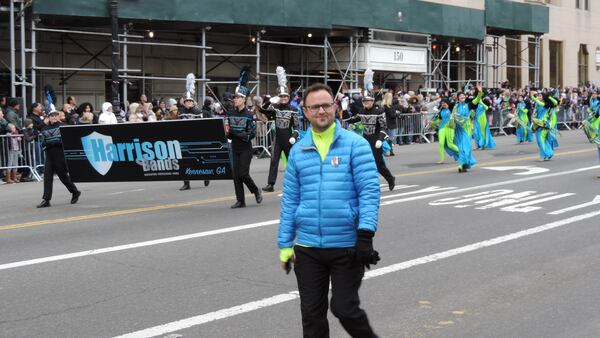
[2,0,593,112]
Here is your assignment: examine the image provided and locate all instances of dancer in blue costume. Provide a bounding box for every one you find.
[583,92,600,177]
[429,99,459,164]
[530,90,559,161]
[472,92,496,150]
[515,95,534,144]
[446,87,479,173]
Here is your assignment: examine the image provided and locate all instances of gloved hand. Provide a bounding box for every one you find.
[375,140,383,149]
[280,247,295,274]
[289,137,296,145]
[355,230,380,269]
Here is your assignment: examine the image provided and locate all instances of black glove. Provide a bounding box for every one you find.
[355,230,380,269]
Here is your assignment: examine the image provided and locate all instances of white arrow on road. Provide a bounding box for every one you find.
[482,166,549,176]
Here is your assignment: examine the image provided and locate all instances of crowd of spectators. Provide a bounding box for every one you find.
[1,80,598,183]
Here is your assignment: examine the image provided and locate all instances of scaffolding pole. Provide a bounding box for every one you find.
[9,0,16,97]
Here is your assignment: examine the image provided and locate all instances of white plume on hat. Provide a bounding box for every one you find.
[276,66,288,96]
[363,68,374,100]
[186,73,196,94]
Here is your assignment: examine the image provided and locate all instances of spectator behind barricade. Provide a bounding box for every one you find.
[382,92,399,155]
[164,105,179,120]
[5,98,23,130]
[139,94,153,115]
[0,108,8,135]
[99,102,118,124]
[201,97,215,119]
[78,112,94,124]
[78,103,97,124]
[67,96,79,114]
[155,100,167,121]
[5,123,22,183]
[29,102,47,131]
[60,104,76,125]
[222,92,234,114]
[128,102,146,123]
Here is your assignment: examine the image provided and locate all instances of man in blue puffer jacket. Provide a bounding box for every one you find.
[278,83,381,338]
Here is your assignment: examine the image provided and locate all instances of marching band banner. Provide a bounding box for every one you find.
[60,119,233,182]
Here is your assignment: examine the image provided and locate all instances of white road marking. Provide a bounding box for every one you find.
[108,189,146,196]
[381,165,600,206]
[548,195,600,215]
[500,193,575,213]
[0,220,279,271]
[3,166,599,272]
[113,209,600,338]
[482,166,549,175]
[382,186,457,200]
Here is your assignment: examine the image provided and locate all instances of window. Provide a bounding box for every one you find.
[549,40,563,88]
[528,37,542,87]
[578,44,589,85]
[576,0,590,10]
[506,36,522,87]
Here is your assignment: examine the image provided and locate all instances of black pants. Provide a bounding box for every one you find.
[267,138,291,185]
[371,145,394,185]
[42,146,78,201]
[294,246,377,338]
[232,147,258,203]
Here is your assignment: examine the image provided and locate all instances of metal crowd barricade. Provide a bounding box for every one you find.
[253,120,275,158]
[396,112,435,144]
[0,134,43,182]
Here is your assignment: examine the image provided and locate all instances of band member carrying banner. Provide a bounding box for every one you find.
[37,110,81,208]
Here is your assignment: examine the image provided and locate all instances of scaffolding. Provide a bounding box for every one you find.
[486,34,541,89]
[427,40,486,91]
[5,1,544,115]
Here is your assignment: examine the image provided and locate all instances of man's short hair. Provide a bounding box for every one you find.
[303,83,333,104]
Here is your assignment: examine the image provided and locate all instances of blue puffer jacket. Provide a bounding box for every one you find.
[278,120,381,249]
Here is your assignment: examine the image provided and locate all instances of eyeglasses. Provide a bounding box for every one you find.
[304,102,335,114]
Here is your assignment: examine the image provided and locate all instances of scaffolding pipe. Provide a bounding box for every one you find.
[323,35,328,85]
[446,43,451,90]
[535,35,541,87]
[205,53,257,57]
[122,25,128,112]
[31,14,36,103]
[120,75,211,81]
[260,72,325,78]
[201,28,206,103]
[34,66,140,72]
[115,39,211,49]
[256,31,261,96]
[20,0,26,114]
[260,39,324,49]
[110,0,121,119]
[34,27,143,38]
[9,0,16,97]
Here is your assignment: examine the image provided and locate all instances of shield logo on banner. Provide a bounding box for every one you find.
[81,132,113,176]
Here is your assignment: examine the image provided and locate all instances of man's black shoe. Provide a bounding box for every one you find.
[204,180,210,187]
[179,183,191,191]
[71,190,81,204]
[262,184,274,192]
[230,201,246,209]
[37,199,51,208]
[255,191,263,204]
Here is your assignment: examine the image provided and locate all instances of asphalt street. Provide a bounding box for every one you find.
[1,130,599,338]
